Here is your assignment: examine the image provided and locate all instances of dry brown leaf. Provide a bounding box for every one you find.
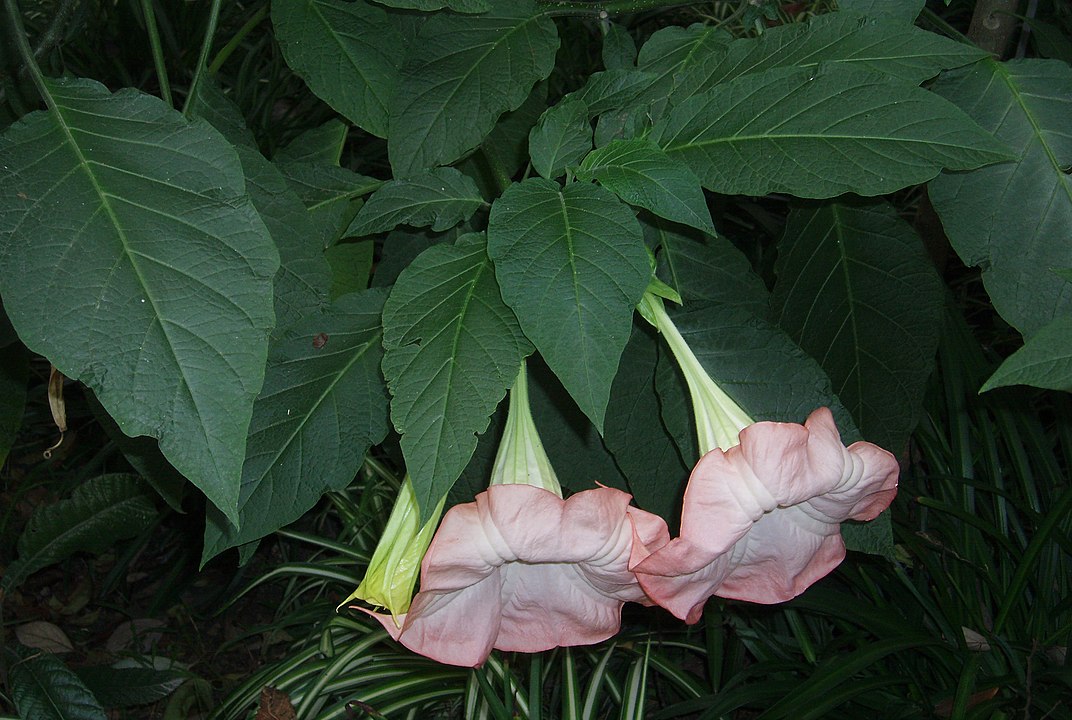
[16,621,74,654]
[254,687,296,720]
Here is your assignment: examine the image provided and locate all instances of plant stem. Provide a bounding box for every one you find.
[181,0,223,116]
[967,0,1022,58]
[140,0,173,107]
[2,0,53,109]
[30,0,77,62]
[536,0,697,16]
[208,3,268,75]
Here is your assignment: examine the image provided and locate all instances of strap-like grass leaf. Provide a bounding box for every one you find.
[382,234,531,516]
[2,474,157,591]
[345,167,484,237]
[10,646,107,720]
[772,201,942,453]
[273,0,402,138]
[930,58,1072,336]
[981,315,1072,392]
[529,97,592,180]
[487,179,649,432]
[0,78,278,524]
[388,0,558,175]
[652,64,1013,198]
[0,343,27,468]
[202,289,391,561]
[679,10,985,99]
[577,139,714,234]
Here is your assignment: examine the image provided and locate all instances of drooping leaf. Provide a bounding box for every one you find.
[602,23,637,70]
[0,78,278,524]
[487,179,649,431]
[0,341,27,468]
[930,58,1072,337]
[388,1,559,175]
[276,161,382,247]
[528,97,592,180]
[981,315,1072,393]
[382,233,531,516]
[604,324,689,520]
[653,64,1013,198]
[836,0,924,23]
[368,0,490,11]
[202,289,391,560]
[237,146,331,334]
[680,10,985,100]
[577,139,714,234]
[274,119,349,165]
[273,0,402,138]
[324,241,374,299]
[2,474,157,591]
[10,646,107,720]
[344,167,484,237]
[772,201,943,453]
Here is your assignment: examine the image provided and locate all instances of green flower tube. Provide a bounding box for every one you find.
[342,476,446,625]
[637,289,754,455]
[489,361,562,496]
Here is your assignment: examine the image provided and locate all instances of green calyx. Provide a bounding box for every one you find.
[341,476,446,625]
[637,289,754,455]
[490,360,563,496]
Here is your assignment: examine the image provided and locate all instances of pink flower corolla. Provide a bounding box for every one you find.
[631,291,899,622]
[356,362,670,667]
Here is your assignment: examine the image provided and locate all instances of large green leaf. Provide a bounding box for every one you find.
[273,119,349,165]
[636,23,731,100]
[344,167,485,237]
[0,341,27,468]
[388,0,559,175]
[0,78,278,524]
[981,315,1072,392]
[456,84,548,198]
[368,0,489,10]
[652,64,1013,198]
[237,146,331,335]
[75,663,185,709]
[570,69,663,117]
[324,241,374,299]
[487,179,649,432]
[10,646,107,720]
[772,201,942,453]
[930,59,1072,337]
[2,474,157,591]
[679,10,985,99]
[601,22,637,71]
[577,139,714,234]
[203,289,391,560]
[273,0,402,138]
[528,97,592,180]
[382,233,531,515]
[277,161,382,247]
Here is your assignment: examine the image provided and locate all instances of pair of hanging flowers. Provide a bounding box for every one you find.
[344,284,899,667]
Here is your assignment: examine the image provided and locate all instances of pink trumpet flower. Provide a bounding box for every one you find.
[356,362,670,667]
[631,291,899,622]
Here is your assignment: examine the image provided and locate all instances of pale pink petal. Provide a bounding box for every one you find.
[635,407,898,619]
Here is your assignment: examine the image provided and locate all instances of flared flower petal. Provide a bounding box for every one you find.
[633,407,898,622]
[359,483,670,667]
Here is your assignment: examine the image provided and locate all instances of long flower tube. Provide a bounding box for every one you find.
[631,290,899,620]
[340,476,446,625]
[355,361,670,666]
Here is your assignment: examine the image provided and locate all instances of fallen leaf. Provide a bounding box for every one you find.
[255,687,296,720]
[16,621,74,653]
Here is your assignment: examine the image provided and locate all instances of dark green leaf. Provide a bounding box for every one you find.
[636,23,731,107]
[372,227,455,288]
[772,201,942,453]
[203,289,391,560]
[388,1,559,175]
[75,664,185,708]
[0,78,278,524]
[273,0,402,137]
[185,76,257,149]
[571,69,663,117]
[981,315,1072,392]
[528,97,592,180]
[325,241,374,299]
[653,64,1013,198]
[604,324,688,520]
[344,167,484,237]
[3,474,157,591]
[10,647,107,720]
[0,342,27,468]
[602,23,637,70]
[368,0,490,11]
[382,234,531,515]
[274,119,349,165]
[930,59,1072,336]
[487,179,649,432]
[237,146,331,335]
[836,0,924,23]
[277,161,382,247]
[577,139,714,234]
[593,105,650,147]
